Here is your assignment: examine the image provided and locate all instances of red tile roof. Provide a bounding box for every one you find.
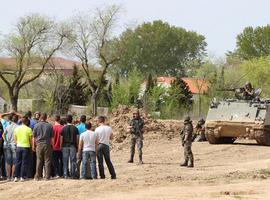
[0,57,80,70]
[157,76,208,94]
[156,77,175,84]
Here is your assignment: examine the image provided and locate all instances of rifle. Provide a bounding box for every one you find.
[180,129,185,146]
[217,87,245,93]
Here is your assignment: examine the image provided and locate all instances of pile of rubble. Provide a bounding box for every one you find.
[108,105,183,145]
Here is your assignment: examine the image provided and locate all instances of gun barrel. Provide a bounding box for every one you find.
[217,88,236,92]
[217,88,245,93]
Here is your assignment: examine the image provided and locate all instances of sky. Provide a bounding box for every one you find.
[1,0,270,57]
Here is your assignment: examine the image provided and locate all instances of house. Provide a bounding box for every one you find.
[0,57,81,76]
[156,76,208,94]
[0,57,101,112]
[140,76,209,101]
[156,76,210,117]
[0,56,103,79]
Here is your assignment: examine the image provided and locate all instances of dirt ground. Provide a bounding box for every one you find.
[1,131,270,200]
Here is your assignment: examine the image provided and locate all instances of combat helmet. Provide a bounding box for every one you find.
[198,117,205,123]
[245,82,252,89]
[184,116,191,123]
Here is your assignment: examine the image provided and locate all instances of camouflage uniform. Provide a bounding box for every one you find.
[194,118,206,142]
[180,117,194,167]
[129,117,144,164]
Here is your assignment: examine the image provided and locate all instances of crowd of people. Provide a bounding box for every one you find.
[0,108,207,183]
[0,111,116,182]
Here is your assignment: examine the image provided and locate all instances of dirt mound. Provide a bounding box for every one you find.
[109,105,183,146]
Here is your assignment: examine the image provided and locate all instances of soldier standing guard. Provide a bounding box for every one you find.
[127,110,144,164]
[180,116,194,168]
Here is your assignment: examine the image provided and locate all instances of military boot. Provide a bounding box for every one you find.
[187,157,194,168]
[128,156,134,163]
[128,150,135,163]
[138,155,143,165]
[180,159,188,167]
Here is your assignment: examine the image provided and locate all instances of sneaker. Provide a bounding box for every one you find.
[34,178,40,181]
[14,177,19,182]
[20,178,25,182]
[128,160,133,163]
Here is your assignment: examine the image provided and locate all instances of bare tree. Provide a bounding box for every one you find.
[0,14,71,111]
[70,5,122,115]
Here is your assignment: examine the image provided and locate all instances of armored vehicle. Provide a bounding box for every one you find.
[205,97,270,146]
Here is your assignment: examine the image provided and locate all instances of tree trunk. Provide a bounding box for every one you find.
[10,95,18,112]
[199,93,202,117]
[9,87,20,112]
[92,92,98,116]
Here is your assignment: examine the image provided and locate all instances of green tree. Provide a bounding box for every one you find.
[111,68,143,109]
[239,56,270,97]
[161,77,193,119]
[145,73,155,94]
[68,65,90,105]
[167,78,193,109]
[144,85,166,113]
[236,25,270,60]
[110,20,206,76]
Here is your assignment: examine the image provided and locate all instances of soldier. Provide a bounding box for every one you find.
[180,116,194,168]
[194,118,206,142]
[127,110,144,164]
[242,82,255,100]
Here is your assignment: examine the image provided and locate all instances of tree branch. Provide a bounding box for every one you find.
[0,72,12,89]
[19,35,65,89]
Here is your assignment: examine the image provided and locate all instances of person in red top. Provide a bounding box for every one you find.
[52,115,63,178]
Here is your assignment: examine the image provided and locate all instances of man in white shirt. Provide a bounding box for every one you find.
[78,122,98,179]
[95,116,116,179]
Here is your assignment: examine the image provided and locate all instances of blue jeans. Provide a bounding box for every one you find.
[14,147,30,178]
[4,144,16,166]
[62,146,77,178]
[97,144,116,179]
[82,151,97,179]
